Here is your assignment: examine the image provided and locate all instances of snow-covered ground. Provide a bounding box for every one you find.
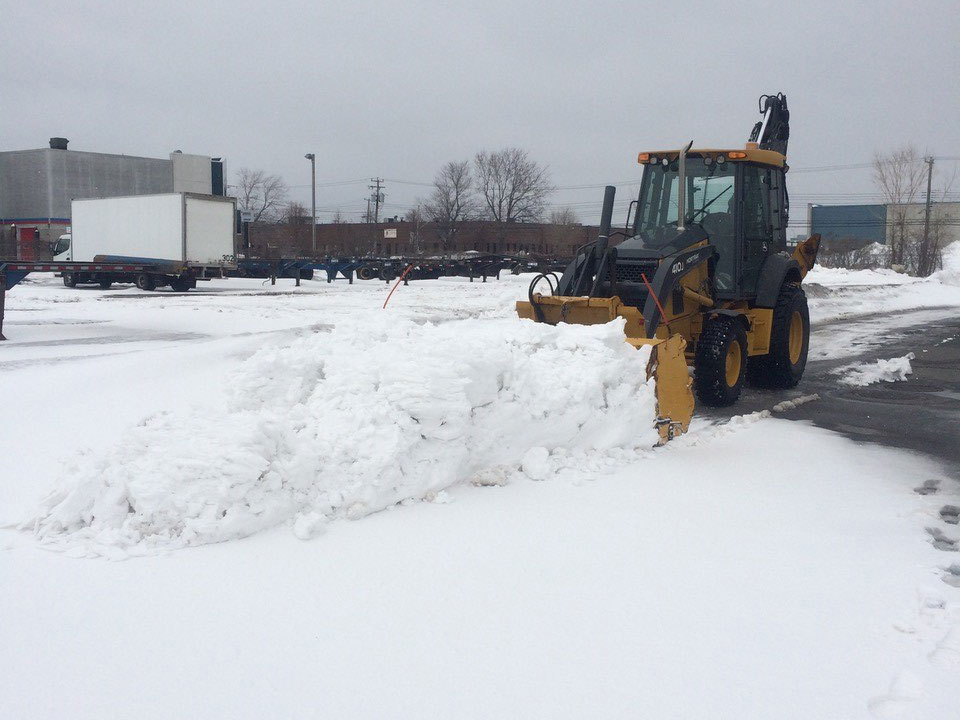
[2,251,960,719]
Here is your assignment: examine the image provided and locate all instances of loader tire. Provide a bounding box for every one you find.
[748,284,809,389]
[694,316,747,407]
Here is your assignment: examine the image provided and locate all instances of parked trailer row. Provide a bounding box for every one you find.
[228,255,565,286]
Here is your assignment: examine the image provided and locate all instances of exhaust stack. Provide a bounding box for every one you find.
[596,184,616,253]
[676,141,693,231]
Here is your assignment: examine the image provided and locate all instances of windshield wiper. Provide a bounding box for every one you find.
[689,184,732,221]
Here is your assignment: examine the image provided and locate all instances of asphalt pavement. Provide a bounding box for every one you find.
[703,307,960,475]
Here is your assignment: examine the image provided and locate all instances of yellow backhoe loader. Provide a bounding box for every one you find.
[517,93,820,443]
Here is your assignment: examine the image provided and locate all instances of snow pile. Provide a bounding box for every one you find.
[836,353,915,387]
[28,315,659,556]
[934,240,960,286]
[805,264,918,287]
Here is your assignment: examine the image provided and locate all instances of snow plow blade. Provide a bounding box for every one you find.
[516,296,694,444]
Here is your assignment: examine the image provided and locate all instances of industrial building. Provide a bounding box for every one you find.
[810,201,960,248]
[0,138,225,260]
[809,203,887,244]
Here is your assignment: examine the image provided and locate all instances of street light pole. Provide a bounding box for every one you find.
[304,153,316,255]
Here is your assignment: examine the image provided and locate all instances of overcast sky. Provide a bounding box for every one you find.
[2,0,958,230]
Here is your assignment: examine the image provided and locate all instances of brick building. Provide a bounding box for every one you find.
[246,219,603,259]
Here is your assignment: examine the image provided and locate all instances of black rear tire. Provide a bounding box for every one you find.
[62,273,77,288]
[170,277,191,292]
[748,285,810,389]
[99,279,112,290]
[694,316,748,407]
[135,273,155,291]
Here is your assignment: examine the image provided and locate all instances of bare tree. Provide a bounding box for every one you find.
[873,147,926,268]
[549,206,579,225]
[283,201,309,225]
[423,160,476,251]
[405,203,426,254]
[235,168,290,223]
[817,236,889,269]
[331,209,345,224]
[474,148,555,237]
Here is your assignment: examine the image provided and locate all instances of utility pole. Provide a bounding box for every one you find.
[368,178,384,224]
[921,155,935,274]
[305,153,316,255]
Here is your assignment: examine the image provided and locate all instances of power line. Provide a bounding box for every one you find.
[368,178,385,224]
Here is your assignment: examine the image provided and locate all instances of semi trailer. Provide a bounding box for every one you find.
[54,192,237,290]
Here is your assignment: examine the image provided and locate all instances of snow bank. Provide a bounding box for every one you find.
[836,353,915,386]
[805,265,918,287]
[934,240,960,286]
[28,315,659,556]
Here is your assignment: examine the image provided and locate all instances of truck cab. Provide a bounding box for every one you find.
[52,233,71,261]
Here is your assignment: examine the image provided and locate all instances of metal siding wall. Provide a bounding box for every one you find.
[0,151,51,220]
[0,149,174,222]
[810,204,887,244]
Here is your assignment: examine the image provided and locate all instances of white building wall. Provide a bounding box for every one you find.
[885,202,960,248]
[171,152,212,194]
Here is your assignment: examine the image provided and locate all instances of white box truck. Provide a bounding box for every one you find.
[55,193,236,291]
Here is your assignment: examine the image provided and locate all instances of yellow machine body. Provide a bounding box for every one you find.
[516,234,822,443]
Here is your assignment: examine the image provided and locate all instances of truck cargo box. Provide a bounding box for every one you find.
[71,193,236,266]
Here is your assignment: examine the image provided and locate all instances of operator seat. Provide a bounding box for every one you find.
[701,196,736,292]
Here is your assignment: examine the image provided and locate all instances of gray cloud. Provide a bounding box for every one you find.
[2,0,957,227]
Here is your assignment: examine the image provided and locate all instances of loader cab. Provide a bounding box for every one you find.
[629,150,787,300]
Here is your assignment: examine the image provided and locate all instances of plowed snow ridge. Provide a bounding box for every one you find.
[29,315,658,556]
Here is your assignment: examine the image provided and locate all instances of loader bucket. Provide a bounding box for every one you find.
[516,295,645,339]
[792,234,821,279]
[517,296,694,443]
[638,333,694,444]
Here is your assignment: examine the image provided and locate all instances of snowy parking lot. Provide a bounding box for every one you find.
[3,255,960,719]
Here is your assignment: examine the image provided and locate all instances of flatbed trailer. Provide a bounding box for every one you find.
[0,260,154,340]
[232,254,566,286]
[60,255,227,292]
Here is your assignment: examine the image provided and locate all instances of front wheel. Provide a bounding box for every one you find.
[62,273,77,288]
[748,285,810,388]
[694,316,748,407]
